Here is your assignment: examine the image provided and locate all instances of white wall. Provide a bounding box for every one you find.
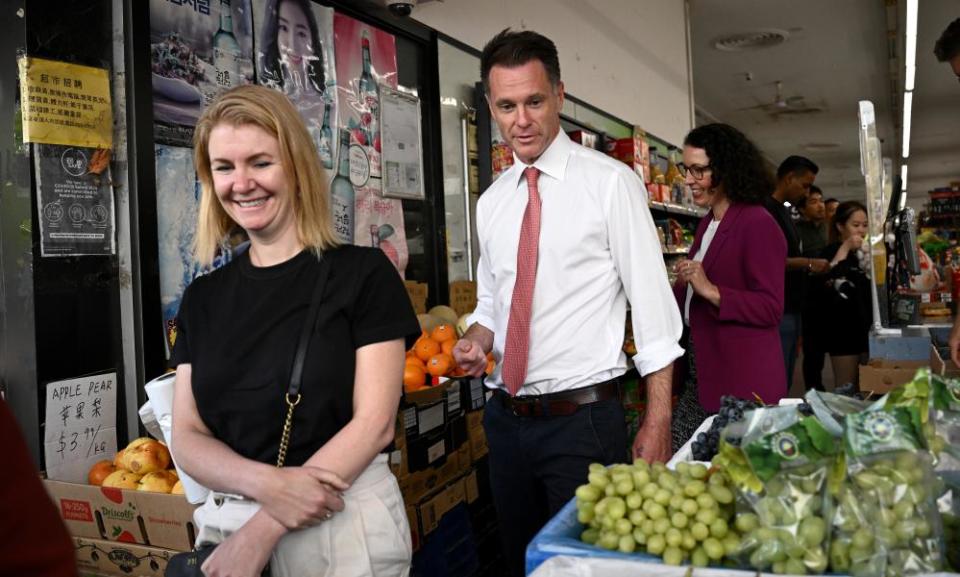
[414,0,693,146]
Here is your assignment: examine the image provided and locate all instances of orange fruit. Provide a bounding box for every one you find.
[403,364,426,392]
[486,358,496,375]
[431,324,456,343]
[405,355,426,369]
[426,353,455,377]
[440,339,456,357]
[414,338,441,362]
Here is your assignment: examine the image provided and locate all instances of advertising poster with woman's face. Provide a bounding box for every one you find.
[333,13,407,276]
[149,0,255,145]
[254,0,338,174]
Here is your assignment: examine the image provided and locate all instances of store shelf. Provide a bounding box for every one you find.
[649,201,707,218]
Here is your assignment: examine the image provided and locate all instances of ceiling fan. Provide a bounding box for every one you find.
[737,81,823,116]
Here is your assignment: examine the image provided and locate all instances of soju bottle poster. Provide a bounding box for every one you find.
[253,0,338,177]
[155,145,239,358]
[332,13,408,276]
[149,0,255,145]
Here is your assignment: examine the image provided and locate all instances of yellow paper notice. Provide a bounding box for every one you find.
[18,57,112,149]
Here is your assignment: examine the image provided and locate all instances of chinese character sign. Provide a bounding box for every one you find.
[44,373,118,483]
[17,57,112,149]
[333,14,408,275]
[150,0,255,144]
[254,0,338,176]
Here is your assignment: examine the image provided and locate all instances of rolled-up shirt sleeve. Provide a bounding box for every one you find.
[606,171,684,376]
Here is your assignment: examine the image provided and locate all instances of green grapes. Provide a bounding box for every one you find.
[575,460,740,567]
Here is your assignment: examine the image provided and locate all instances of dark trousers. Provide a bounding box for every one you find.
[483,392,628,577]
[779,312,801,389]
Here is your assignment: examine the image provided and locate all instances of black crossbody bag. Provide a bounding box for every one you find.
[165,255,331,577]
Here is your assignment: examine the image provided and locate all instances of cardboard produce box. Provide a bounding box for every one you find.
[404,280,428,314]
[406,504,421,553]
[858,359,926,395]
[449,281,477,317]
[399,443,471,506]
[44,480,197,551]
[414,476,467,537]
[73,537,176,577]
[930,343,960,377]
[466,409,488,462]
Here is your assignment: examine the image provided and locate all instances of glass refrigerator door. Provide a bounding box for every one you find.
[438,40,482,282]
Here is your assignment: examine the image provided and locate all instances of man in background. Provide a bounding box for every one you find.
[764,156,830,389]
[797,185,828,257]
[935,17,960,80]
[798,185,829,391]
[824,197,840,223]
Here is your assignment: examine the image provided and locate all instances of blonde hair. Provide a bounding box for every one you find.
[192,85,339,266]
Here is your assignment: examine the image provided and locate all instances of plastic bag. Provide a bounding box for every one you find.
[720,405,838,575]
[832,405,944,576]
[804,389,871,438]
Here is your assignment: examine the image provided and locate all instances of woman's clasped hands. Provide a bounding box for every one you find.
[255,465,350,530]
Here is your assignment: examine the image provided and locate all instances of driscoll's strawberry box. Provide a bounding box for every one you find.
[44,480,197,551]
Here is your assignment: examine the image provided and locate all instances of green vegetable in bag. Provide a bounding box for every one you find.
[836,404,945,576]
[725,406,838,575]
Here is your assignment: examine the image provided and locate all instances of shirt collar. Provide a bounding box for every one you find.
[511,130,571,187]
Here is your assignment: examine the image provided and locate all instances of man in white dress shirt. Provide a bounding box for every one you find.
[452,28,683,575]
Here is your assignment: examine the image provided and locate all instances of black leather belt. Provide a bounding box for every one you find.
[495,377,622,417]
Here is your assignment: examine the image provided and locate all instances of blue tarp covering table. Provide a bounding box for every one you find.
[524,496,662,575]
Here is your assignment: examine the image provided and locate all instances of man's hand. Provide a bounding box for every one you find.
[200,516,279,577]
[808,258,831,274]
[635,363,674,463]
[253,466,348,531]
[452,323,494,377]
[452,339,487,377]
[632,417,672,464]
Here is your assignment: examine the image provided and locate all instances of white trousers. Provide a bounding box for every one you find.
[194,455,411,577]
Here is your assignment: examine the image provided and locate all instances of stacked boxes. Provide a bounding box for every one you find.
[396,377,490,554]
[44,480,198,577]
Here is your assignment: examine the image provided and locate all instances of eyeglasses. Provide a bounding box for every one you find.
[677,162,712,180]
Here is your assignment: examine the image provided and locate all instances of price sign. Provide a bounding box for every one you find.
[44,372,118,483]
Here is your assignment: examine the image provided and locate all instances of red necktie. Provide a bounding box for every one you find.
[502,167,542,396]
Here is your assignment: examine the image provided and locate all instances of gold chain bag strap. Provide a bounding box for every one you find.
[277,254,332,467]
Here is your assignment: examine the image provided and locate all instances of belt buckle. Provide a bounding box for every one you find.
[510,395,536,417]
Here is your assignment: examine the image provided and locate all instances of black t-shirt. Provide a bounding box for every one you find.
[762,196,803,314]
[170,246,420,467]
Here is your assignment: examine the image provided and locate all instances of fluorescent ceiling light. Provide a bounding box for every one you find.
[902,91,913,159]
[905,0,918,90]
[901,164,908,191]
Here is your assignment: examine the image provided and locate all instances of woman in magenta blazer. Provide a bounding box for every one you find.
[670,124,787,449]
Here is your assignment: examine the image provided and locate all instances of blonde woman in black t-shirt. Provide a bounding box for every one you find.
[170,85,419,577]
